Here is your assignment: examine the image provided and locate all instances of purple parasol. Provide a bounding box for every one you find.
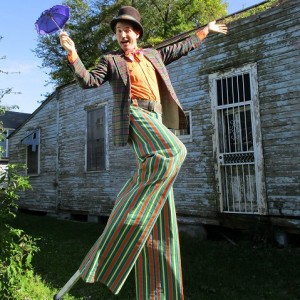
[35,5,70,35]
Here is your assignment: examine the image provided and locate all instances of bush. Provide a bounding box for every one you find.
[0,164,39,299]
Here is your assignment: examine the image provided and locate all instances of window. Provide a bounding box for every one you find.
[0,128,14,159]
[86,105,107,171]
[171,111,192,141]
[21,129,40,175]
[27,144,40,175]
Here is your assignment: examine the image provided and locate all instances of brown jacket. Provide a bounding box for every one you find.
[71,33,202,146]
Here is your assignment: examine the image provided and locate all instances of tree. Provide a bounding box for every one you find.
[34,0,228,86]
[137,0,228,44]
[0,36,21,103]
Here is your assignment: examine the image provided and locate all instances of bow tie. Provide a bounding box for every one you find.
[124,49,144,62]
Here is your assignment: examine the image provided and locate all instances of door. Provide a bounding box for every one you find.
[209,63,267,214]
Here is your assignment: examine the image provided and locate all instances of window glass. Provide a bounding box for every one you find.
[27,145,39,175]
[87,106,107,171]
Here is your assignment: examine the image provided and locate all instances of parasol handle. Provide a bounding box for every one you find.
[51,16,64,32]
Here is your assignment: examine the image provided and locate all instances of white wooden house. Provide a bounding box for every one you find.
[9,0,300,234]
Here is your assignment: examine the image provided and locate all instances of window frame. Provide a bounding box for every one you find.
[24,129,41,176]
[26,144,40,176]
[85,102,109,172]
[0,128,14,160]
[171,110,193,142]
[209,63,267,215]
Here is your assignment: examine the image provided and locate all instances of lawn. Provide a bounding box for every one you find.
[12,212,300,300]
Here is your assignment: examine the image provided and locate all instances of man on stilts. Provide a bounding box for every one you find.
[59,6,227,299]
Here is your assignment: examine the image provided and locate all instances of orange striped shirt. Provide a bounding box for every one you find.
[126,53,160,102]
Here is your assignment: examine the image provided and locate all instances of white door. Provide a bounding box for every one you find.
[209,64,267,214]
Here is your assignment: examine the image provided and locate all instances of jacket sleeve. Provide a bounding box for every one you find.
[69,55,110,89]
[158,33,202,66]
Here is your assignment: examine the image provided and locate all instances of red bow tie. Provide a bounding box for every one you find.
[124,49,144,62]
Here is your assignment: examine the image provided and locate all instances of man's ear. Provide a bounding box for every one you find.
[133,28,140,39]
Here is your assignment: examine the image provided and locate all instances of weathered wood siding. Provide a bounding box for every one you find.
[256,2,300,216]
[9,93,59,211]
[9,0,300,224]
[170,1,300,221]
[56,83,135,216]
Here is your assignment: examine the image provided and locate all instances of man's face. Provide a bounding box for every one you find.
[115,21,140,52]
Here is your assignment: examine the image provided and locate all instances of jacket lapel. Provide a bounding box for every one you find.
[143,50,162,73]
[112,49,162,87]
[113,54,128,86]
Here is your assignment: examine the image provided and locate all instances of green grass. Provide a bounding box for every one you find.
[12,212,300,300]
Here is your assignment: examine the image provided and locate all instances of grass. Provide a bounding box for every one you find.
[11,212,300,300]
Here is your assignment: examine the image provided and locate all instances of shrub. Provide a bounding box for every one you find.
[0,164,39,299]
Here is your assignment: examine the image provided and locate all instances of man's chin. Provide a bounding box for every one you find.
[122,46,134,52]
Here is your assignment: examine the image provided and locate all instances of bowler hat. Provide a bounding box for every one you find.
[110,6,144,39]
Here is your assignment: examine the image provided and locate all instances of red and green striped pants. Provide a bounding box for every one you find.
[79,104,187,299]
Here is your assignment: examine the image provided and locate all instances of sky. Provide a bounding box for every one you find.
[0,0,265,114]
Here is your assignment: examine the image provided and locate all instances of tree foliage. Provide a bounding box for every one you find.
[0,36,21,103]
[34,0,228,86]
[0,114,38,299]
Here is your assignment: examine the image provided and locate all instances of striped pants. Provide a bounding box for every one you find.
[79,104,187,299]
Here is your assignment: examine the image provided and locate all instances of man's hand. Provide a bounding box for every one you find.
[208,21,228,34]
[59,31,76,54]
